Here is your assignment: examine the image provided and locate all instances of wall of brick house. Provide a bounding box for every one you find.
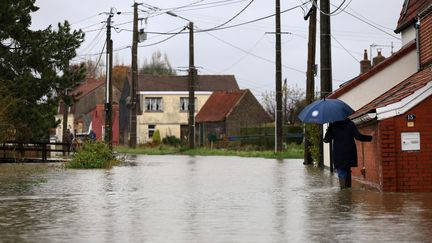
[92,104,119,145]
[353,97,432,192]
[354,122,382,190]
[391,96,432,192]
[420,13,432,67]
[357,96,432,192]
[225,91,271,136]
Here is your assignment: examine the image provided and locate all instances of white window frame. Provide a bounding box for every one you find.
[145,97,163,112]
[148,124,156,139]
[179,97,197,111]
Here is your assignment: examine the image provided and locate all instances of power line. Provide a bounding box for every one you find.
[173,0,249,13]
[138,27,188,48]
[70,14,101,26]
[202,0,255,31]
[321,1,401,40]
[203,30,305,74]
[196,3,309,32]
[345,5,395,31]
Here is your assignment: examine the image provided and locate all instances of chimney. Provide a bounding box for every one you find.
[360,49,371,74]
[372,49,386,66]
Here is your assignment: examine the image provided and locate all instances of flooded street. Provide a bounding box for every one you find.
[1,155,432,242]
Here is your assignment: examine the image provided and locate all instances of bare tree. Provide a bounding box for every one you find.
[261,83,306,124]
[140,50,176,76]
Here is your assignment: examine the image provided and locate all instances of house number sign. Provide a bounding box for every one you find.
[406,114,416,120]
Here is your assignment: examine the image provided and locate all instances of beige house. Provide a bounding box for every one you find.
[134,75,239,144]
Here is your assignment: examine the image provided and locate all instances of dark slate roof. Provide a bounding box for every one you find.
[195,90,247,123]
[137,75,240,92]
[328,41,416,99]
[351,67,432,119]
[395,0,432,33]
[70,78,104,99]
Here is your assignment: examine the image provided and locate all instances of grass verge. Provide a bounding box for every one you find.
[115,143,303,159]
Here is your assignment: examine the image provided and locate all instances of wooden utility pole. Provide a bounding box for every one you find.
[105,9,114,149]
[188,22,196,149]
[130,2,138,148]
[275,0,283,153]
[320,0,333,97]
[304,1,317,165]
[320,0,333,168]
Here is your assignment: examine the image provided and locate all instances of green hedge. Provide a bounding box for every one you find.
[67,141,119,169]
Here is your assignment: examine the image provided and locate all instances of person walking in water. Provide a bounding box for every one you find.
[324,118,372,189]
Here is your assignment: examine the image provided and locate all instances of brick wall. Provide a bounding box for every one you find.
[358,96,432,192]
[379,119,398,191]
[354,122,382,190]
[92,104,120,145]
[420,14,432,67]
[225,90,271,136]
[391,96,432,192]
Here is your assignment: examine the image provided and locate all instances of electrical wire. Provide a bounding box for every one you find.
[138,27,188,48]
[220,34,266,72]
[70,14,101,26]
[203,30,305,74]
[312,0,352,16]
[340,7,401,40]
[173,0,248,13]
[345,5,395,31]
[196,3,309,32]
[330,34,359,62]
[79,24,106,54]
[91,40,107,74]
[198,0,255,31]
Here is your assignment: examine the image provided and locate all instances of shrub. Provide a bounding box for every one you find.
[305,124,320,163]
[162,135,181,146]
[67,141,119,169]
[152,130,161,145]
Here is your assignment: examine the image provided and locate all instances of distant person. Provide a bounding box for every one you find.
[65,129,74,154]
[89,130,96,141]
[324,118,372,189]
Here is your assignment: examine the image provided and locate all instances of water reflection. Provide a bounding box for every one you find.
[0,156,432,242]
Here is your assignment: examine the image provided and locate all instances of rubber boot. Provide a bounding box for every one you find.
[346,169,352,188]
[339,178,347,189]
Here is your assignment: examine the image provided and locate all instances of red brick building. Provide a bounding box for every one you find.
[91,104,120,145]
[351,68,432,192]
[56,78,121,144]
[195,89,272,146]
[337,1,432,192]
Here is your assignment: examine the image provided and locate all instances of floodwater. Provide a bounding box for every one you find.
[1,155,432,242]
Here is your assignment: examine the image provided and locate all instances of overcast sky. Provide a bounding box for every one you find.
[31,0,405,99]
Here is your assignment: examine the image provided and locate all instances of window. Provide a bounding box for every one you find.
[148,124,156,139]
[179,97,197,111]
[145,98,163,111]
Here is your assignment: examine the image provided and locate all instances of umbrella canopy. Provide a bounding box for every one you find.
[298,98,355,124]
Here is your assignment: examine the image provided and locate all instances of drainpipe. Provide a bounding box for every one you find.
[414,17,421,71]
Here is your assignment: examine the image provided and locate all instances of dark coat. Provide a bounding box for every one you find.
[324,119,372,169]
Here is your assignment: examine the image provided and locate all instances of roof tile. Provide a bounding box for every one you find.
[195,90,247,123]
[137,75,240,92]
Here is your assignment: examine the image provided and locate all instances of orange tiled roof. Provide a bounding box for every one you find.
[395,0,432,33]
[195,90,248,123]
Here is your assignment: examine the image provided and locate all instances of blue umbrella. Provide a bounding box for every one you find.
[298,98,355,124]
